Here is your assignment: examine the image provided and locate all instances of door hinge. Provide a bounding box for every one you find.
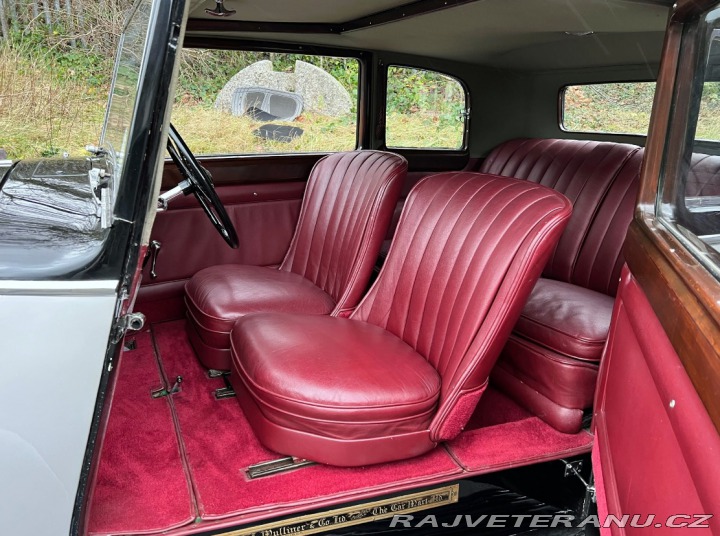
[561,459,595,502]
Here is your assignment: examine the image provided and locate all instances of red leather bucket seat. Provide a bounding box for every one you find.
[229,173,572,466]
[185,151,407,370]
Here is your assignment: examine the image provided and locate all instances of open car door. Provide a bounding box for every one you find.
[0,1,188,535]
[592,1,720,532]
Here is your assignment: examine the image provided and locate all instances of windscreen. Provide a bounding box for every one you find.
[100,0,154,180]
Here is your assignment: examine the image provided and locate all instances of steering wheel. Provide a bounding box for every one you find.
[159,124,239,248]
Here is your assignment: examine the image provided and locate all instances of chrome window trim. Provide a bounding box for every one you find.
[0,280,118,296]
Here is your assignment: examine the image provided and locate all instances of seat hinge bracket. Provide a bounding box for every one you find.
[246,456,315,479]
[152,375,183,399]
[213,373,236,399]
[214,386,236,399]
[561,458,595,502]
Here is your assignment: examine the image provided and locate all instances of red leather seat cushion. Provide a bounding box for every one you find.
[186,265,335,348]
[231,313,441,439]
[514,278,615,361]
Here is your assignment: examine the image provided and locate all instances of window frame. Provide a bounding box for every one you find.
[624,0,720,433]
[558,80,657,137]
[381,63,470,153]
[655,10,720,279]
[174,37,371,158]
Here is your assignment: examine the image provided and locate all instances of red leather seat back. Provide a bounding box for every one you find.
[480,139,642,296]
[280,151,407,313]
[352,172,573,440]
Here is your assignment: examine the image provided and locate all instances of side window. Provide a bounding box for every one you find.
[658,12,720,271]
[561,82,656,136]
[172,50,359,155]
[385,66,467,150]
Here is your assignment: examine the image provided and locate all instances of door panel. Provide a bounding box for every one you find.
[136,184,303,322]
[144,182,304,284]
[136,155,322,322]
[593,266,720,534]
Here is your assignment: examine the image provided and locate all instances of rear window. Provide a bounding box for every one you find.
[385,66,467,150]
[561,82,656,136]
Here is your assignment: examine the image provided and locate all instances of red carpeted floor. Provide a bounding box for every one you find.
[87,331,196,536]
[86,319,593,535]
[447,388,594,472]
[151,320,461,521]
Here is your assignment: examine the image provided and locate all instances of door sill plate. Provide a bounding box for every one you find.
[215,483,459,536]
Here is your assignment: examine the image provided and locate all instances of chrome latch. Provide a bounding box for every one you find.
[121,312,145,332]
[245,456,315,479]
[112,312,146,343]
[205,0,236,16]
[148,240,161,279]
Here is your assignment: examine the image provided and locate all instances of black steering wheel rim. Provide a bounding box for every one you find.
[166,123,239,248]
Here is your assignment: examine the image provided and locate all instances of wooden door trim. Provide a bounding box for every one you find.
[628,1,720,433]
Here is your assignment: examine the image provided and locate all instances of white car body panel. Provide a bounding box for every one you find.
[0,284,117,535]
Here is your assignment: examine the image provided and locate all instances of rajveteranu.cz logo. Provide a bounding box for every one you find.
[389,513,714,529]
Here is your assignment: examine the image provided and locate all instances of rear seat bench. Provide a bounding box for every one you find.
[379,138,720,434]
[479,138,643,433]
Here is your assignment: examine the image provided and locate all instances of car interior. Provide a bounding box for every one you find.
[81,1,720,535]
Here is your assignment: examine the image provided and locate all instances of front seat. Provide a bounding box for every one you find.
[229,173,572,466]
[185,150,407,371]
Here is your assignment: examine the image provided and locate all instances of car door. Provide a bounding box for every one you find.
[592,1,720,532]
[0,1,189,534]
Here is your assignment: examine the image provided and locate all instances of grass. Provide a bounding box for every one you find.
[386,112,463,150]
[0,43,106,158]
[169,106,358,155]
[0,40,465,159]
[5,41,720,161]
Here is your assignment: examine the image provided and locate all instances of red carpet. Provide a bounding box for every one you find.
[87,331,196,535]
[464,387,534,429]
[88,320,593,534]
[447,388,593,472]
[152,320,462,521]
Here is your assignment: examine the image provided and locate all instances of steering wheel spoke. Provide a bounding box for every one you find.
[165,124,239,248]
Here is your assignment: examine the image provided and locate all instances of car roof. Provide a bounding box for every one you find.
[186,0,672,71]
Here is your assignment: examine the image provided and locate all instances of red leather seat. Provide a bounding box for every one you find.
[229,173,572,466]
[185,150,406,370]
[480,139,643,432]
[513,279,615,362]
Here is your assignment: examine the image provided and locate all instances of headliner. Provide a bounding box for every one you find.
[186,0,672,71]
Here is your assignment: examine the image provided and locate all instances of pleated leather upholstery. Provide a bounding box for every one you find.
[482,138,644,433]
[281,150,407,314]
[352,173,573,440]
[185,150,406,370]
[480,138,642,297]
[230,172,572,465]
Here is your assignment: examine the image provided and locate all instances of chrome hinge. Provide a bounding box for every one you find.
[88,166,113,228]
[561,459,595,502]
[112,312,146,343]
